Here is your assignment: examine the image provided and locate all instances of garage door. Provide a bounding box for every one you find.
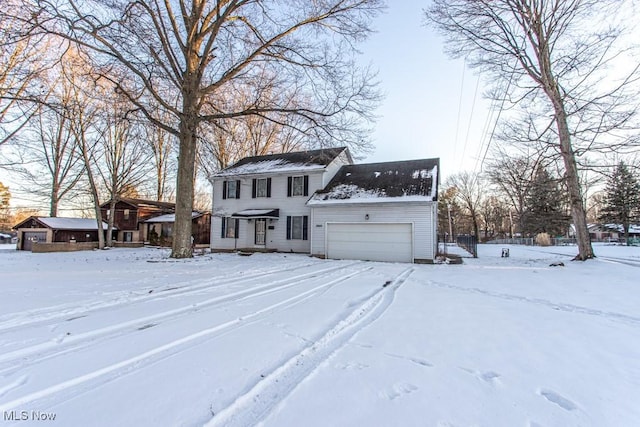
[326,223,413,263]
[22,232,47,251]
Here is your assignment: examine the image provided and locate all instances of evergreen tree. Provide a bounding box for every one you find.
[598,162,640,243]
[521,168,571,237]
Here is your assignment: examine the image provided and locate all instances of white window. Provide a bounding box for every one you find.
[226,180,237,199]
[287,215,308,240]
[256,178,268,197]
[123,209,130,220]
[292,176,304,196]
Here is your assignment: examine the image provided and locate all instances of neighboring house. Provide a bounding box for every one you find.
[14,216,111,251]
[210,147,440,263]
[99,198,211,246]
[307,159,439,263]
[145,212,211,246]
[209,147,353,253]
[0,232,13,244]
[100,198,175,243]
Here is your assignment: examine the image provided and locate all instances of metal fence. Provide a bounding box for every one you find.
[486,237,577,246]
[456,234,478,258]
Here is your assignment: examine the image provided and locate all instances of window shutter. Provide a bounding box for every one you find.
[252,179,257,198]
[235,218,240,238]
[303,216,308,240]
[222,181,227,200]
[286,216,292,240]
[235,180,241,199]
[266,178,272,197]
[303,175,309,196]
[221,217,226,238]
[287,177,292,197]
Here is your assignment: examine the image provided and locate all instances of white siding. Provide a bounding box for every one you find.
[211,171,324,252]
[311,202,437,262]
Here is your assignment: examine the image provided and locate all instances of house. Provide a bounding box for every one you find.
[209,147,353,253]
[307,158,439,263]
[14,216,111,251]
[145,212,211,246]
[100,198,175,243]
[99,198,211,246]
[210,147,440,263]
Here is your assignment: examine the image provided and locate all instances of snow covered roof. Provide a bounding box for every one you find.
[213,147,350,177]
[0,233,11,238]
[231,209,280,219]
[144,212,203,223]
[308,159,439,206]
[13,217,112,230]
[100,198,176,210]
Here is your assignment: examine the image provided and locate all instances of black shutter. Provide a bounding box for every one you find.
[302,216,308,240]
[266,178,272,197]
[221,217,226,238]
[235,218,240,238]
[303,175,309,196]
[235,180,241,199]
[222,181,227,200]
[286,216,292,240]
[287,177,292,197]
[252,179,257,198]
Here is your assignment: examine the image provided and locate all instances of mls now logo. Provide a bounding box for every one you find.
[3,410,57,421]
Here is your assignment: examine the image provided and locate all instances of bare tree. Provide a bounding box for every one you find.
[446,171,484,238]
[28,0,383,258]
[426,1,640,260]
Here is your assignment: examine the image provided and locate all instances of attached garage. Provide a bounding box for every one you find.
[326,222,413,262]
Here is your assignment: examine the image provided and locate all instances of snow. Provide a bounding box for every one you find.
[213,160,326,177]
[307,183,434,205]
[1,243,639,426]
[145,212,201,223]
[36,217,110,230]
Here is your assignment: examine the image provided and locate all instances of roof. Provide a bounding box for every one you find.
[14,216,112,230]
[213,147,351,177]
[231,209,280,219]
[100,198,176,210]
[144,212,203,223]
[308,158,439,205]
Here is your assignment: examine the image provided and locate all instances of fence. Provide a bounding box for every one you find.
[456,234,478,258]
[486,237,577,246]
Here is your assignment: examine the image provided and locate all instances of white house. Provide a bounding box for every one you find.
[307,158,439,263]
[210,148,440,263]
[209,147,353,253]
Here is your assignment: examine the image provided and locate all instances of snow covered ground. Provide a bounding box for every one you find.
[0,243,638,426]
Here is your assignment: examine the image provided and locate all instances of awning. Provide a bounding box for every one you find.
[231,209,280,219]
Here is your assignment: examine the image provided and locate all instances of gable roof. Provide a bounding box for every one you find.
[100,198,176,210]
[14,216,112,230]
[213,147,351,177]
[308,158,439,205]
[144,212,204,223]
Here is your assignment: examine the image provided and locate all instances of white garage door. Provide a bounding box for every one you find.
[326,222,413,263]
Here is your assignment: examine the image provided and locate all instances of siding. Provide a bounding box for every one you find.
[211,172,324,252]
[310,202,437,261]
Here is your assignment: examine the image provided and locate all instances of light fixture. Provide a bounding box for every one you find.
[365,214,369,220]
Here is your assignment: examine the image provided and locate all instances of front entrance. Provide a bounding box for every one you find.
[255,219,266,245]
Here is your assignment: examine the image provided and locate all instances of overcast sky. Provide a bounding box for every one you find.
[359,1,493,180]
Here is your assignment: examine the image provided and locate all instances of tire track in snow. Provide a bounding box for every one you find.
[0,262,366,374]
[0,260,321,333]
[422,279,640,325]
[205,267,414,427]
[0,265,371,413]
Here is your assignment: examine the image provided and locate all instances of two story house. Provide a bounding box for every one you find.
[209,147,352,252]
[210,147,440,263]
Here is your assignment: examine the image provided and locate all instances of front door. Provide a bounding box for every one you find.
[255,219,266,246]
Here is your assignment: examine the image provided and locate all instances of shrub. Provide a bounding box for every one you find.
[535,232,551,246]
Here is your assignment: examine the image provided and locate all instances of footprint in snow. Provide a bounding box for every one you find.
[460,367,501,386]
[379,382,418,400]
[538,388,577,411]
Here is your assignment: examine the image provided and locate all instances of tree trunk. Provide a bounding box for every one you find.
[171,114,197,258]
[552,100,594,260]
[106,199,116,246]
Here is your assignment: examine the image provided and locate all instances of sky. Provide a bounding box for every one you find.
[359,2,493,178]
[0,1,493,213]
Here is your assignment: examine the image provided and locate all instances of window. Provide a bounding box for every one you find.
[221,217,239,239]
[287,175,309,197]
[252,178,271,198]
[223,180,241,199]
[286,215,308,240]
[123,209,130,220]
